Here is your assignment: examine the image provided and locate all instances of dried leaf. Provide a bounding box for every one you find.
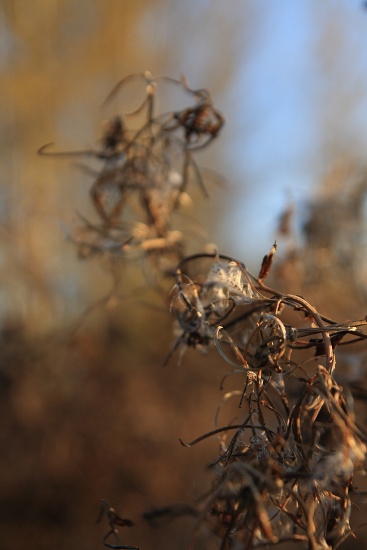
[258,242,278,281]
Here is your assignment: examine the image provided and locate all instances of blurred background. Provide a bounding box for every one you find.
[2,0,367,549]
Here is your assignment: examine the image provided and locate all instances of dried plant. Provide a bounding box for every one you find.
[39,74,367,550]
[165,252,367,549]
[39,72,224,295]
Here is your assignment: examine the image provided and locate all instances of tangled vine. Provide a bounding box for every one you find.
[167,251,367,549]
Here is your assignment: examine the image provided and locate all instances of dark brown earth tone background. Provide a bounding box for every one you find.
[2,2,367,549]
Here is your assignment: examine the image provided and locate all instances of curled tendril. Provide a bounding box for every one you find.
[167,247,367,549]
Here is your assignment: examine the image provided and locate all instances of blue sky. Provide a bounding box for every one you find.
[165,0,367,267]
[135,0,367,265]
[225,1,317,264]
